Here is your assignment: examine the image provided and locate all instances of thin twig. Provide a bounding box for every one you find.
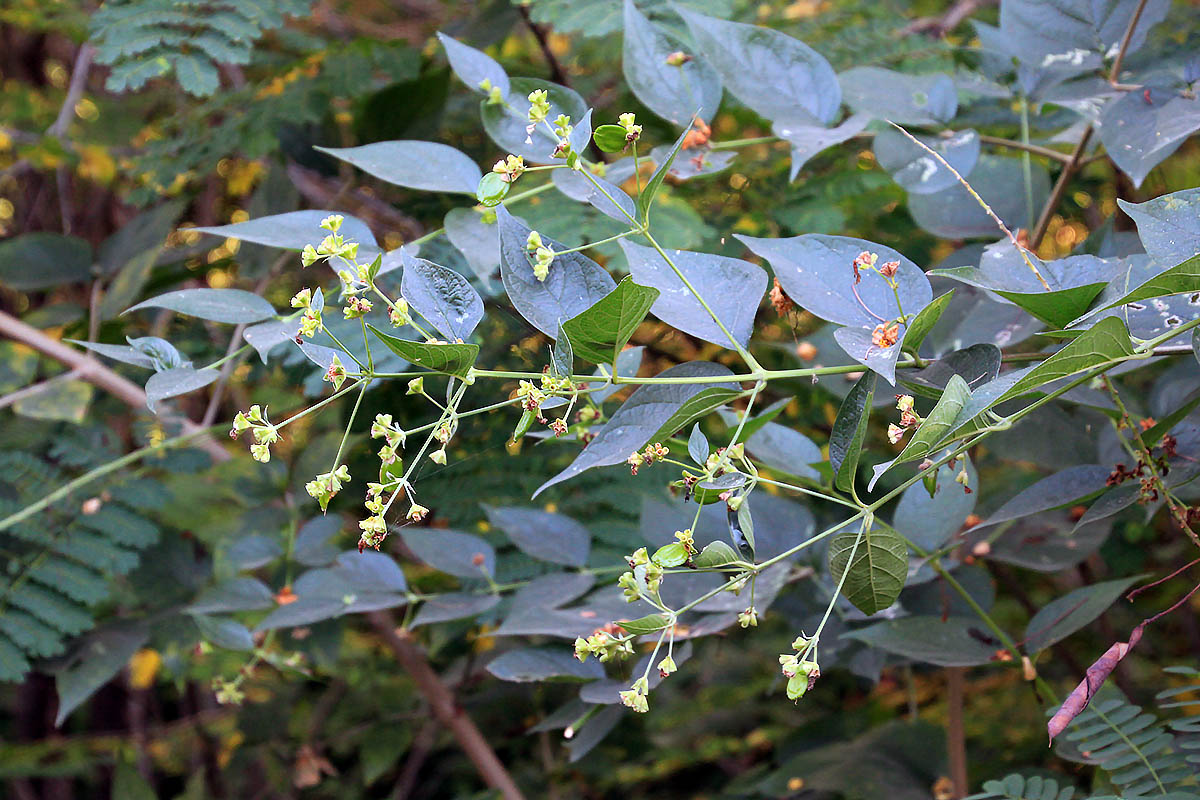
[48,44,95,139]
[0,369,83,411]
[0,309,229,461]
[886,122,1052,290]
[897,0,997,37]
[1030,0,1150,248]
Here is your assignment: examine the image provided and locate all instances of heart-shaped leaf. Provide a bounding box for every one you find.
[497,207,616,337]
[827,522,908,615]
[561,276,658,366]
[366,326,479,378]
[400,250,484,342]
[622,239,766,349]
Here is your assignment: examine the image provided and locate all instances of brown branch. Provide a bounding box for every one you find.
[898,0,997,37]
[391,719,438,799]
[367,611,525,800]
[946,667,968,799]
[517,6,571,88]
[48,43,95,140]
[1030,0,1150,248]
[0,309,230,462]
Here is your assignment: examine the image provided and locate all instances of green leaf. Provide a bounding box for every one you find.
[619,613,671,635]
[366,325,479,378]
[687,423,709,464]
[1023,576,1144,653]
[190,578,276,614]
[316,141,481,195]
[496,206,616,338]
[483,506,590,567]
[621,239,767,350]
[994,284,1109,329]
[638,123,690,221]
[399,251,485,341]
[1141,388,1200,447]
[1079,253,1200,322]
[829,372,875,492]
[12,379,94,424]
[561,276,659,365]
[652,385,742,443]
[593,124,629,152]
[535,362,734,496]
[901,289,954,355]
[194,211,381,261]
[144,367,220,414]
[551,322,573,378]
[437,32,509,97]
[622,0,722,126]
[840,67,957,125]
[113,762,157,800]
[191,613,254,651]
[827,523,907,615]
[719,398,788,444]
[0,233,93,290]
[842,616,997,667]
[678,5,840,126]
[692,540,739,568]
[892,374,971,465]
[998,316,1134,403]
[125,288,276,324]
[54,626,148,726]
[486,647,602,682]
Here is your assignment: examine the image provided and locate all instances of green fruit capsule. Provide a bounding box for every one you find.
[593,124,629,153]
[476,172,510,206]
[510,408,536,444]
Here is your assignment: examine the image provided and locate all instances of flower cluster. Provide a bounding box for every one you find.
[230,405,280,462]
[617,112,641,145]
[526,88,550,124]
[779,635,820,701]
[477,77,504,105]
[551,114,575,161]
[871,321,900,348]
[343,295,372,320]
[649,528,697,569]
[292,287,323,338]
[525,230,555,281]
[619,676,650,713]
[492,154,525,183]
[388,297,411,327]
[306,465,350,512]
[516,379,547,413]
[627,442,670,475]
[851,250,899,284]
[323,355,347,391]
[887,394,920,445]
[573,625,633,663]
[738,606,758,628]
[618,546,664,601]
[301,214,358,267]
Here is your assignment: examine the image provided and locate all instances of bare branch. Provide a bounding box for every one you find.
[367,612,525,800]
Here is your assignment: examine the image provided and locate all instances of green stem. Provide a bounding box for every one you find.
[0,424,226,533]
